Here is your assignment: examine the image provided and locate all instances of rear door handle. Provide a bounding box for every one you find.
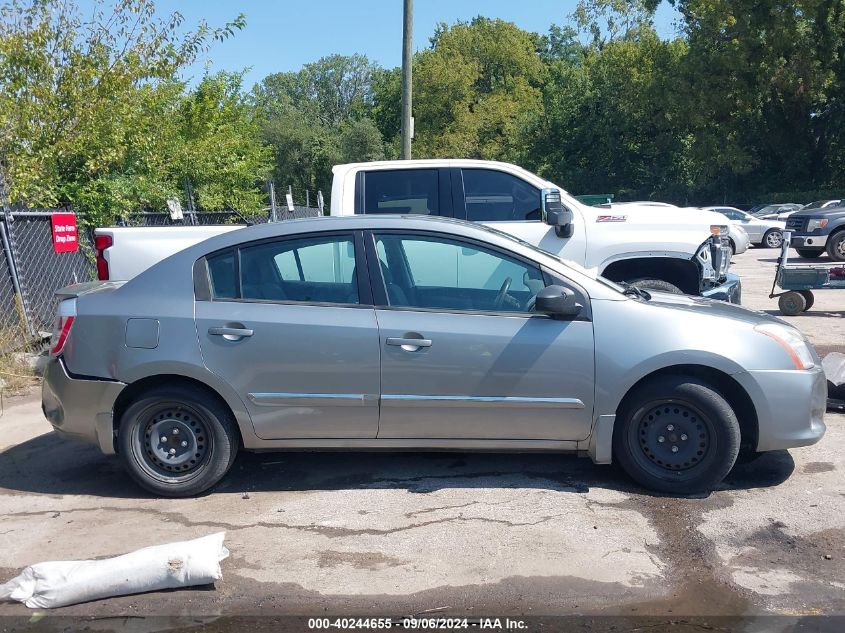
[208,326,254,339]
[386,337,432,350]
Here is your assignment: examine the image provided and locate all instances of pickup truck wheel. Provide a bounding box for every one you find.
[796,248,824,259]
[613,376,740,494]
[118,385,239,497]
[628,278,683,295]
[826,231,845,262]
[763,229,784,249]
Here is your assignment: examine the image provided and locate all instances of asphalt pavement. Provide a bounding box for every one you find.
[0,245,842,631]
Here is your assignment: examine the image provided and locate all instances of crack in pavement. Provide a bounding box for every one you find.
[3,506,574,538]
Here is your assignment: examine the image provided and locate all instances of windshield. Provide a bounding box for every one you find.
[802,200,830,210]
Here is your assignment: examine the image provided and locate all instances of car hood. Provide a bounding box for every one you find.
[640,291,789,328]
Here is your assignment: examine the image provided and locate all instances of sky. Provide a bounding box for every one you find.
[80,0,682,89]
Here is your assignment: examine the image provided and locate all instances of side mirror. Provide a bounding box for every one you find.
[535,285,583,319]
[541,188,574,238]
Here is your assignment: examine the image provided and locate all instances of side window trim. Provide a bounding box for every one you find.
[450,167,467,220]
[437,168,453,218]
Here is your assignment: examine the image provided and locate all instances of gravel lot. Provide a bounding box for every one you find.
[0,246,842,629]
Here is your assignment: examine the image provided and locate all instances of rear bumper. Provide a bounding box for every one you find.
[735,366,827,452]
[702,272,742,304]
[41,357,126,455]
[790,234,829,249]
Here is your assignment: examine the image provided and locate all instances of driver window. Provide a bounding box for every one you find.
[462,169,542,222]
[374,234,544,313]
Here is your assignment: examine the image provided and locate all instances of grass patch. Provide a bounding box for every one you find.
[0,325,40,394]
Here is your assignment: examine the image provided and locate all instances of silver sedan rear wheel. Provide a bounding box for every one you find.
[763,229,783,249]
[119,385,239,497]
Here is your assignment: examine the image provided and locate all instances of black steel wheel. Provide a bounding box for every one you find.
[613,376,740,494]
[119,384,238,497]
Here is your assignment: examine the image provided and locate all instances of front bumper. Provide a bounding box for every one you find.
[790,234,829,249]
[702,272,742,304]
[41,357,126,455]
[734,366,827,452]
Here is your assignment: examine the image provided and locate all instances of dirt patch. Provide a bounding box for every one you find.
[803,461,836,474]
[316,550,406,571]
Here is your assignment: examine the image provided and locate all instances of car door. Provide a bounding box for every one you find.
[367,230,596,441]
[194,231,380,439]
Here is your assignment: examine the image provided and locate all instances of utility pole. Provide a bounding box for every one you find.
[400,0,413,159]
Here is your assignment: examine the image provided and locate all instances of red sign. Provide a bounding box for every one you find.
[51,213,78,253]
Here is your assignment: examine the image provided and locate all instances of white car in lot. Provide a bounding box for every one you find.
[703,207,786,248]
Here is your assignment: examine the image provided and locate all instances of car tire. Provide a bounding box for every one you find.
[798,290,815,311]
[118,385,239,497]
[826,231,845,262]
[613,375,740,494]
[763,229,783,249]
[796,248,824,259]
[778,291,807,316]
[628,278,683,295]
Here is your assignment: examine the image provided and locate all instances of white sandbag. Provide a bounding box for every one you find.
[0,532,228,609]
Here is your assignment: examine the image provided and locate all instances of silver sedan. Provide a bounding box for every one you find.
[704,206,786,248]
[42,216,826,497]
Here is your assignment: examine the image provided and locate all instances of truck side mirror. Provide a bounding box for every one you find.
[535,285,583,319]
[541,188,574,238]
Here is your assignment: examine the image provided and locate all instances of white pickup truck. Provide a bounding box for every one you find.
[95,159,740,302]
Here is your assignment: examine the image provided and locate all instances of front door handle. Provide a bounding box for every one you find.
[208,326,254,340]
[386,337,432,351]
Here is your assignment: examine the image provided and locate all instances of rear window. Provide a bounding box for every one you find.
[362,169,439,215]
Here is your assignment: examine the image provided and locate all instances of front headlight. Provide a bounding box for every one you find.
[808,218,829,231]
[754,323,815,369]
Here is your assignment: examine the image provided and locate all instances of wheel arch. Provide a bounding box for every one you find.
[614,364,759,454]
[601,257,700,295]
[112,373,249,453]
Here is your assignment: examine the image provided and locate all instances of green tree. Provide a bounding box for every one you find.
[672,0,845,200]
[175,71,271,212]
[412,17,547,160]
[0,0,247,224]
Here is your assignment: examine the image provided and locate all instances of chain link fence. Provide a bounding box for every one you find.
[0,197,322,358]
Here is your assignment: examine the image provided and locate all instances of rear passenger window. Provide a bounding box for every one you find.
[363,169,439,215]
[206,251,237,299]
[462,169,541,222]
[239,235,358,304]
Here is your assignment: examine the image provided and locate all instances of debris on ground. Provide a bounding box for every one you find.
[0,532,228,608]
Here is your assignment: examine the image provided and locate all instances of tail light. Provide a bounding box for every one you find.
[50,298,77,356]
[95,234,112,280]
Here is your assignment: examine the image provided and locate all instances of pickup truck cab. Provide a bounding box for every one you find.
[787,204,845,261]
[331,160,740,302]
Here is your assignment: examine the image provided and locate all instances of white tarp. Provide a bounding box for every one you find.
[0,532,228,609]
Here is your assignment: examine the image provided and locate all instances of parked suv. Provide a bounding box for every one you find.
[787,204,845,261]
